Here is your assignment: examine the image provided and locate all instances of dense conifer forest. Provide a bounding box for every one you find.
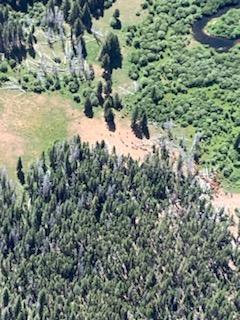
[0,138,239,319]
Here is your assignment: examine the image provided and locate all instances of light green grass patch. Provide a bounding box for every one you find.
[0,91,70,178]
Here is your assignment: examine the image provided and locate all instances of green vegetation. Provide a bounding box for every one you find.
[0,138,238,319]
[0,2,240,319]
[123,0,240,189]
[206,8,240,39]
[3,0,240,189]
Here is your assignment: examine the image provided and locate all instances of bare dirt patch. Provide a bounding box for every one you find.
[0,120,24,173]
[213,191,240,239]
[67,109,160,160]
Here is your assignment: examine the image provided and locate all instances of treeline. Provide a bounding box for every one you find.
[2,0,115,14]
[0,138,239,319]
[0,4,33,60]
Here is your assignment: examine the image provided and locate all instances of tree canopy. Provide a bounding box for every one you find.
[0,137,239,319]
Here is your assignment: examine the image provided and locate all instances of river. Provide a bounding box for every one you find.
[192,1,240,51]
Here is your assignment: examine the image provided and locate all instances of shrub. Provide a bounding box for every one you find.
[69,81,79,94]
[9,59,17,69]
[0,62,8,73]
[73,95,81,103]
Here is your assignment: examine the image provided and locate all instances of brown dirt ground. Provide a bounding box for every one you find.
[67,108,160,160]
[213,191,240,239]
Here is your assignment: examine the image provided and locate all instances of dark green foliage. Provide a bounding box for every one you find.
[16,157,25,185]
[0,138,238,319]
[104,106,115,131]
[207,7,240,39]
[99,32,122,72]
[96,80,104,105]
[2,288,10,307]
[131,107,149,139]
[131,105,139,130]
[234,133,240,152]
[0,5,28,60]
[126,0,240,184]
[0,0,112,65]
[104,79,112,95]
[61,0,71,21]
[113,92,122,110]
[73,18,84,38]
[111,8,121,29]
[113,8,120,18]
[82,3,92,31]
[141,111,149,139]
[84,96,93,118]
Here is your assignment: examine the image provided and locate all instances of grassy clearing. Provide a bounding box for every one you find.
[0,91,70,178]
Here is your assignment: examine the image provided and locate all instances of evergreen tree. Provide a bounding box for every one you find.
[113,9,120,18]
[113,92,122,110]
[99,33,122,71]
[141,111,149,138]
[111,9,121,29]
[82,3,92,31]
[74,18,84,38]
[62,0,71,21]
[104,106,115,131]
[104,80,112,96]
[2,288,10,307]
[96,81,104,105]
[17,157,25,185]
[13,297,22,318]
[69,2,81,25]
[100,53,111,72]
[38,289,47,317]
[84,96,93,118]
[131,106,139,130]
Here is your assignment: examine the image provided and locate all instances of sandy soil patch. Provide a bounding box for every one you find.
[93,64,103,78]
[67,109,160,160]
[213,191,240,239]
[0,120,24,172]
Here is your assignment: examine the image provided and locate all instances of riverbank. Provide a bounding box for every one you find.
[192,1,240,51]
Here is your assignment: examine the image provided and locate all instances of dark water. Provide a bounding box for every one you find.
[192,1,240,51]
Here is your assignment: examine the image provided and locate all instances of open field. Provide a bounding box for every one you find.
[0,90,160,178]
[0,91,68,177]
